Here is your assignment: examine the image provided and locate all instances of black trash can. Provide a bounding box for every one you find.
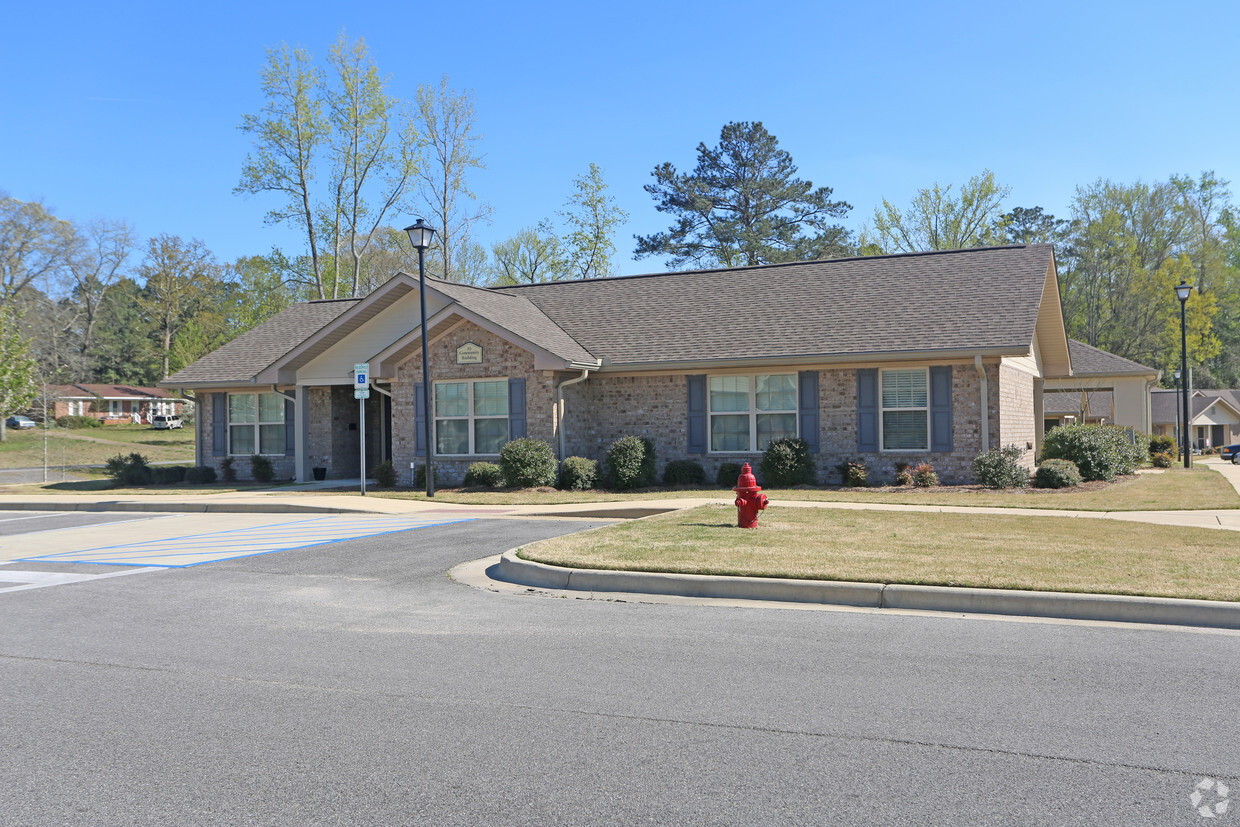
[312,467,327,481]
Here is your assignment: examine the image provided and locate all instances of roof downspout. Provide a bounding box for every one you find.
[556,369,592,460]
[974,356,990,452]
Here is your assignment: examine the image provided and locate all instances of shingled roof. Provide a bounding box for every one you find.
[165,299,359,384]
[1067,340,1158,376]
[498,244,1058,366]
[1152,389,1240,424]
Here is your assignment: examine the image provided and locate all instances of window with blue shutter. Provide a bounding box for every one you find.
[857,369,878,452]
[929,366,953,452]
[414,381,426,457]
[686,375,706,454]
[798,370,819,453]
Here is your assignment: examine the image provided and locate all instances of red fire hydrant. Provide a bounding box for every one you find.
[733,462,769,528]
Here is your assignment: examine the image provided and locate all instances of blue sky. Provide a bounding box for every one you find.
[3,0,1237,277]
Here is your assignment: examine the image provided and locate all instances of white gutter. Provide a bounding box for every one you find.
[368,383,392,398]
[974,356,990,451]
[556,369,592,459]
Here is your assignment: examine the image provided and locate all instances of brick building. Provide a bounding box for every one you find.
[165,244,1083,484]
[48,384,192,425]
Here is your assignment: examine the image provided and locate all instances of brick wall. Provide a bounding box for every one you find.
[558,361,1005,485]
[196,390,297,482]
[997,362,1037,468]
[392,320,558,486]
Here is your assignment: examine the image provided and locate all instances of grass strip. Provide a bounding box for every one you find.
[519,504,1240,602]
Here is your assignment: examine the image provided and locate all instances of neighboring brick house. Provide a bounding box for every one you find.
[164,244,1080,484]
[49,384,192,425]
[1042,341,1160,432]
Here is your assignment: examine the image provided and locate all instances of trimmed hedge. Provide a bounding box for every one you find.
[150,465,188,485]
[104,453,151,487]
[250,454,275,483]
[558,456,599,491]
[973,445,1031,489]
[55,415,101,429]
[1040,424,1147,481]
[374,460,396,488]
[715,462,743,489]
[500,438,558,488]
[606,435,656,490]
[1148,433,1177,458]
[464,461,505,488]
[760,437,815,487]
[185,466,217,484]
[1033,458,1082,489]
[662,459,706,487]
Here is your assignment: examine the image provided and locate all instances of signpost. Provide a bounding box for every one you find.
[355,364,369,495]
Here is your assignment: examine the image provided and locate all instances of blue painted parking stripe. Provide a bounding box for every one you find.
[17,517,476,567]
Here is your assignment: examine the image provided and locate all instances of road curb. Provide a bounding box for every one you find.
[0,501,369,515]
[495,550,1240,630]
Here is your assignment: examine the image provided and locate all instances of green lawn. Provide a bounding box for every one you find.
[0,425,196,469]
[361,465,1237,512]
[520,504,1240,602]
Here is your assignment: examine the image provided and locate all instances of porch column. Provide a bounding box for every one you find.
[295,385,311,482]
[1033,378,1045,452]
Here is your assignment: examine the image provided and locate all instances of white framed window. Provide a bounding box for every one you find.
[229,392,285,455]
[708,373,797,452]
[880,368,929,450]
[68,400,85,416]
[434,379,509,455]
[109,400,122,416]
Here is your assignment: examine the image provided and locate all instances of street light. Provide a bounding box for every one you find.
[1174,368,1182,459]
[404,219,438,497]
[1175,280,1193,469]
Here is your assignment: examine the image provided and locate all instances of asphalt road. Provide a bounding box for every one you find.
[1,516,1238,825]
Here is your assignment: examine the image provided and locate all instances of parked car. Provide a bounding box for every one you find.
[1221,443,1240,464]
[152,414,183,430]
[5,415,36,429]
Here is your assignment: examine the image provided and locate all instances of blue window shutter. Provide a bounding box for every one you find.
[930,366,953,452]
[212,393,227,457]
[686,374,706,454]
[508,377,526,440]
[857,369,879,452]
[284,398,295,456]
[414,382,426,457]
[798,370,819,453]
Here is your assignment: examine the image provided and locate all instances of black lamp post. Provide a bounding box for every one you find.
[1174,368,1182,458]
[1175,280,1193,469]
[404,218,438,496]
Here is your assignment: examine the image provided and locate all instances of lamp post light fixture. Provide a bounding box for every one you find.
[1175,280,1193,469]
[404,219,438,496]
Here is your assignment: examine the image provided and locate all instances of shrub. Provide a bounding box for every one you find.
[910,462,939,487]
[838,459,869,487]
[104,452,151,487]
[150,465,188,485]
[55,415,100,429]
[464,461,505,488]
[759,437,815,487]
[220,457,236,483]
[250,454,275,483]
[1033,458,1082,489]
[1039,424,1146,481]
[413,464,426,488]
[184,465,217,484]
[715,462,743,489]
[500,438,558,488]
[1151,450,1175,468]
[1148,434,1177,458]
[894,462,913,486]
[373,460,396,488]
[973,445,1031,489]
[662,459,706,487]
[558,456,599,491]
[606,435,656,490]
